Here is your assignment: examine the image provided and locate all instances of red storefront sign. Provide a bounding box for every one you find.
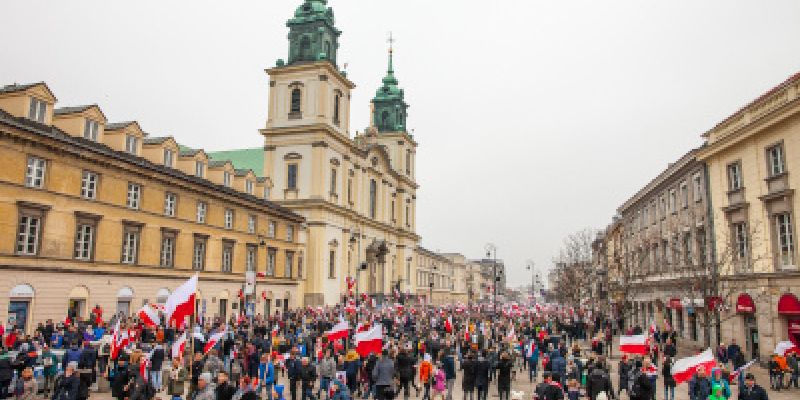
[736,293,756,314]
[789,320,800,334]
[668,298,683,309]
[707,296,724,311]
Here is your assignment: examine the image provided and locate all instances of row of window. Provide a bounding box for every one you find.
[16,208,300,277]
[25,156,294,240]
[629,229,708,274]
[632,172,704,231]
[727,143,786,191]
[731,213,795,268]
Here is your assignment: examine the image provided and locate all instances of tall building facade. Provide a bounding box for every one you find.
[0,83,306,333]
[212,0,420,305]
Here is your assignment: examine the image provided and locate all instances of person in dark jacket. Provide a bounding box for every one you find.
[110,359,131,400]
[738,373,769,400]
[662,357,676,400]
[286,352,302,400]
[687,367,712,400]
[534,373,564,400]
[461,352,476,400]
[149,345,165,392]
[629,362,652,400]
[586,363,615,400]
[474,352,490,400]
[0,351,12,400]
[496,353,513,400]
[617,356,631,398]
[53,364,81,400]
[298,358,317,400]
[215,372,236,400]
[395,347,416,400]
[441,350,456,400]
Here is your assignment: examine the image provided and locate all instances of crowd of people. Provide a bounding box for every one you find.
[0,302,793,400]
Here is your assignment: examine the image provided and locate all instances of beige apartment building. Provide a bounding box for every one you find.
[697,72,800,359]
[0,83,306,333]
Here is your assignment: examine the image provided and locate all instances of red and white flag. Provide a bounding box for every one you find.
[172,331,187,359]
[204,327,227,354]
[672,348,716,384]
[137,304,161,328]
[354,323,383,357]
[140,350,153,382]
[325,319,350,341]
[165,274,198,328]
[444,316,453,333]
[345,300,357,314]
[619,335,649,355]
[730,359,757,382]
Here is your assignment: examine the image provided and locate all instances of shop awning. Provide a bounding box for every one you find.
[707,296,724,311]
[736,293,756,313]
[778,293,800,316]
[668,298,683,309]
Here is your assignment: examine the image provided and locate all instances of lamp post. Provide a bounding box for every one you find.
[526,260,536,298]
[485,243,498,315]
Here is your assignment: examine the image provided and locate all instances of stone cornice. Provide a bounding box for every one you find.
[265,61,356,90]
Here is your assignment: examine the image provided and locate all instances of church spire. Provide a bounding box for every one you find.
[372,33,408,133]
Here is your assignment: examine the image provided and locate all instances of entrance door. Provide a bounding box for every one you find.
[68,299,86,320]
[8,301,29,331]
[219,299,228,321]
[749,328,759,360]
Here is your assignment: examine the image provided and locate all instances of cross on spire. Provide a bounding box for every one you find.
[387,32,395,74]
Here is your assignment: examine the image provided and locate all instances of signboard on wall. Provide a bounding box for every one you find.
[245,272,256,295]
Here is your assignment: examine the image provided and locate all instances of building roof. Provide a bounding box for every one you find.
[234,169,252,177]
[0,82,42,94]
[208,160,230,168]
[143,136,174,145]
[207,148,264,175]
[54,105,94,115]
[0,108,304,223]
[105,121,136,130]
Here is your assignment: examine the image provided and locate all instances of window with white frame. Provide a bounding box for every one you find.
[680,181,689,208]
[164,192,177,217]
[246,245,257,272]
[125,135,138,155]
[268,221,276,238]
[160,233,176,268]
[126,183,141,209]
[28,98,47,123]
[768,144,786,177]
[195,161,205,178]
[245,180,254,195]
[285,251,294,278]
[25,156,46,188]
[775,213,794,267]
[286,225,294,242]
[287,164,298,190]
[223,171,232,187]
[734,222,749,260]
[196,201,207,223]
[81,171,98,199]
[329,250,336,278]
[163,149,174,168]
[728,162,743,191]
[221,242,234,272]
[266,248,276,276]
[248,215,256,234]
[121,226,140,264]
[16,211,43,255]
[74,222,95,261]
[263,186,270,200]
[83,120,99,141]
[693,173,703,202]
[193,237,207,270]
[669,189,677,213]
[330,168,337,194]
[224,209,234,229]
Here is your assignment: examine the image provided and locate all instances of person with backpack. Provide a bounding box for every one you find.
[586,362,614,400]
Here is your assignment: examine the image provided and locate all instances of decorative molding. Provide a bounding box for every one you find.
[283,152,303,160]
[74,211,103,221]
[16,201,52,211]
[319,75,328,81]
[311,141,329,148]
[330,158,340,166]
[264,145,276,152]
[270,81,276,87]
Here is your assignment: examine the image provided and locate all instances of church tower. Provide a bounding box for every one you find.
[371,38,409,133]
[286,0,341,66]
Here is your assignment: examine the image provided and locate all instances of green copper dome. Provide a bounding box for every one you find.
[372,47,409,133]
[286,0,341,66]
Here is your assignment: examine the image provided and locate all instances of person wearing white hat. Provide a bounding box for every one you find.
[193,373,216,400]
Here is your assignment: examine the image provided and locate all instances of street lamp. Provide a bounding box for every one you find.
[485,243,498,315]
[526,260,536,298]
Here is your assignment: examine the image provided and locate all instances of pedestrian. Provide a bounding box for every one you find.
[710,368,731,399]
[318,350,336,400]
[662,357,675,400]
[461,351,476,400]
[216,371,237,400]
[149,344,165,392]
[14,368,36,400]
[193,373,216,400]
[687,366,712,400]
[395,346,415,400]
[53,363,81,400]
[298,357,317,400]
[0,349,13,399]
[42,346,58,398]
[259,353,275,400]
[628,360,652,400]
[586,361,614,400]
[786,351,799,389]
[167,358,187,400]
[419,354,433,400]
[431,363,446,400]
[441,349,456,400]
[496,352,513,400]
[737,373,768,400]
[371,350,394,400]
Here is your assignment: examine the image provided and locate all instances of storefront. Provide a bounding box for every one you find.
[8,284,34,333]
[778,293,800,347]
[667,298,683,335]
[736,293,759,359]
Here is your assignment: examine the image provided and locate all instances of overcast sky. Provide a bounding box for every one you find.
[3,0,799,288]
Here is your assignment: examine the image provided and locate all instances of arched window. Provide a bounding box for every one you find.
[291,89,302,114]
[369,179,377,219]
[381,111,390,130]
[333,93,341,124]
[300,36,312,60]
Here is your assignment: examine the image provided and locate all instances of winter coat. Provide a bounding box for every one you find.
[688,375,712,400]
[496,359,513,390]
[371,358,394,386]
[474,358,490,387]
[586,368,614,400]
[53,374,80,400]
[259,362,275,385]
[738,384,768,400]
[167,365,187,397]
[395,352,415,380]
[461,358,476,391]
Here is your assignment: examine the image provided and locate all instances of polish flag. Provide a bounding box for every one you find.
[325,319,350,342]
[137,304,161,328]
[354,323,383,357]
[774,341,799,356]
[355,322,370,333]
[204,327,227,354]
[140,350,153,382]
[444,316,453,333]
[172,331,187,359]
[672,348,716,384]
[345,300,357,314]
[619,335,649,355]
[110,320,122,360]
[165,274,198,328]
[730,359,757,382]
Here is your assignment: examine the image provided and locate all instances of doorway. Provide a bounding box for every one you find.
[116,301,131,318]
[8,301,29,331]
[219,299,228,321]
[744,315,759,360]
[68,299,86,320]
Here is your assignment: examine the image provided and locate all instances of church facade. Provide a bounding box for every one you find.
[212,0,420,305]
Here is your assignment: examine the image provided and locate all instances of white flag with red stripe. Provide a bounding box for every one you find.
[354,323,383,357]
[325,319,350,341]
[672,348,716,384]
[172,331,187,359]
[619,335,648,355]
[165,274,198,328]
[137,304,161,328]
[203,327,227,354]
[444,316,453,333]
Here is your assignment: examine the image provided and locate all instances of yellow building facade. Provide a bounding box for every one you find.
[0,83,306,333]
[697,72,800,358]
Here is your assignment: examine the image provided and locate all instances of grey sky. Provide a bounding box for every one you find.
[2,0,799,288]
